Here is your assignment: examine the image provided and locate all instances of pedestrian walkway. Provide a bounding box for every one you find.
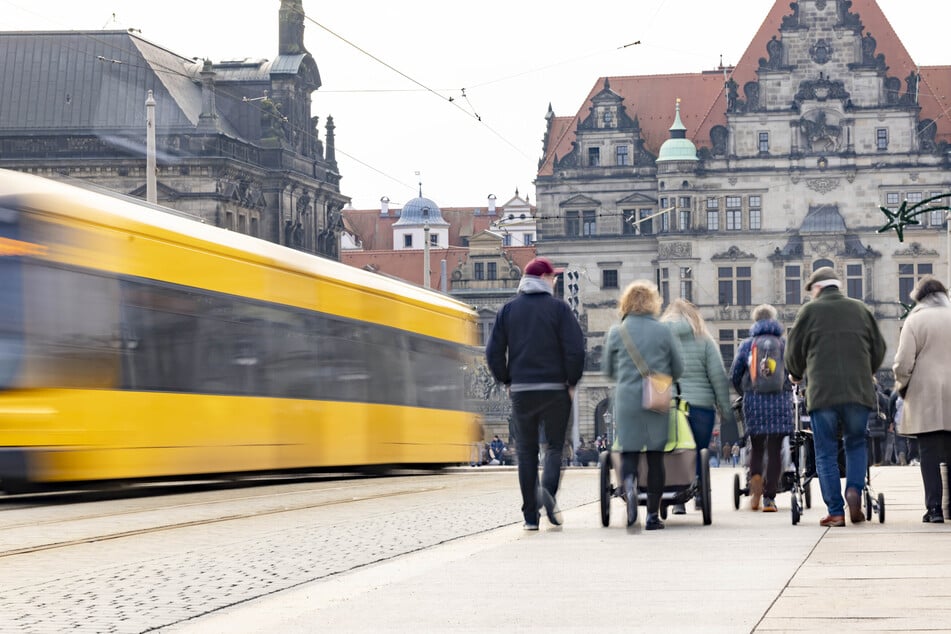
[171,466,951,633]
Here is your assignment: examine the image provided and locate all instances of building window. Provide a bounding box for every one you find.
[707,210,720,231]
[588,147,600,166]
[785,265,801,305]
[899,262,933,304]
[403,234,413,248]
[679,210,691,232]
[846,264,863,300]
[250,217,259,237]
[679,196,692,208]
[907,192,923,205]
[623,210,637,235]
[616,145,629,166]
[639,209,653,235]
[474,262,484,280]
[430,233,438,246]
[238,214,247,233]
[660,210,670,233]
[658,268,670,305]
[876,128,888,151]
[487,262,497,280]
[726,196,742,231]
[749,196,762,231]
[718,329,735,368]
[602,269,618,289]
[503,233,512,246]
[706,197,719,210]
[718,266,751,306]
[758,131,770,153]
[929,192,947,227]
[582,210,597,237]
[565,210,580,236]
[523,233,534,246]
[660,197,669,209]
[225,211,235,230]
[680,267,693,302]
[886,192,900,206]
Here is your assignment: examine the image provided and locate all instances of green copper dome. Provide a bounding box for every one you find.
[657,99,698,162]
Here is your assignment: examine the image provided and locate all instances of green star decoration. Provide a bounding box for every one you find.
[877,192,951,242]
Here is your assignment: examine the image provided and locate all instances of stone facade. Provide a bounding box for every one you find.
[535,0,951,442]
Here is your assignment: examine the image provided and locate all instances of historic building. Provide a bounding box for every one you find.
[535,0,951,441]
[0,0,347,257]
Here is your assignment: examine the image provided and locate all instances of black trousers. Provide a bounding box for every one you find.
[917,431,951,513]
[749,434,785,498]
[621,451,665,514]
[512,390,571,523]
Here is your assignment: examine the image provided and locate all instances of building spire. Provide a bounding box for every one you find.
[279,0,307,55]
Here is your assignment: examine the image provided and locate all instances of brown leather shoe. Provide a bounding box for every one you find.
[819,514,845,527]
[845,487,865,524]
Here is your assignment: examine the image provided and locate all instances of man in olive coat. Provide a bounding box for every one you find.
[785,266,886,527]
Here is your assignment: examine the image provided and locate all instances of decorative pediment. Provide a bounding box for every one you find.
[794,74,851,105]
[560,194,601,208]
[894,242,938,257]
[711,245,755,261]
[800,204,847,233]
[616,192,657,205]
[658,242,693,259]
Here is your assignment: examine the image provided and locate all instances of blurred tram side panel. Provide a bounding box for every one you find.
[0,170,481,492]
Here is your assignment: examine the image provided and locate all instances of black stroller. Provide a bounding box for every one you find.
[785,384,885,525]
[732,394,814,518]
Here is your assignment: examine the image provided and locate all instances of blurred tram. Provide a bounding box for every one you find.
[0,169,480,492]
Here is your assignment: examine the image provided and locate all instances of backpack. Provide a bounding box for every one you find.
[746,334,785,394]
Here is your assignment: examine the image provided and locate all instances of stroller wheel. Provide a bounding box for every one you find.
[804,480,812,509]
[877,493,886,524]
[864,488,873,522]
[598,451,612,527]
[733,473,741,510]
[791,498,801,525]
[700,448,713,526]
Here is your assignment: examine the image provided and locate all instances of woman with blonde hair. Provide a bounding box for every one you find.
[604,280,684,530]
[661,299,735,513]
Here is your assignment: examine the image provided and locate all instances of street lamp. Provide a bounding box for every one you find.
[422,206,431,289]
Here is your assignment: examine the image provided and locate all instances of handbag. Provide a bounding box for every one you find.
[619,325,673,414]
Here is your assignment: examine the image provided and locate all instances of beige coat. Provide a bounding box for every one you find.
[892,296,951,436]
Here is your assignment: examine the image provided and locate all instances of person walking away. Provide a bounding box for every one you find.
[661,299,735,514]
[731,444,739,468]
[604,280,684,530]
[892,276,951,524]
[730,304,794,512]
[486,257,585,530]
[785,267,886,527]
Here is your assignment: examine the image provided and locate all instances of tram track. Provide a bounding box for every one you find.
[0,480,448,559]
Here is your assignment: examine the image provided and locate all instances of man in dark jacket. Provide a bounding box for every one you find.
[486,257,585,530]
[785,266,886,527]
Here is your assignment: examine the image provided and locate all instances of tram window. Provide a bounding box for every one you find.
[22,264,119,388]
[316,318,371,402]
[262,311,319,399]
[0,209,23,388]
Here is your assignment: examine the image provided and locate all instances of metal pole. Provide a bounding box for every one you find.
[423,223,431,289]
[947,211,950,284]
[145,90,157,204]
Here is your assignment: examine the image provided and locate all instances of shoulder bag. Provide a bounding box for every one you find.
[619,325,672,413]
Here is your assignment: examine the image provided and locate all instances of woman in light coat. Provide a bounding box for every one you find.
[893,276,951,523]
[604,280,684,530]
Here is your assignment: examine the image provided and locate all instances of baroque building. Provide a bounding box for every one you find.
[535,0,951,441]
[0,0,347,258]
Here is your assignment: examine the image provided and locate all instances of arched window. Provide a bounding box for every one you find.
[813,258,834,271]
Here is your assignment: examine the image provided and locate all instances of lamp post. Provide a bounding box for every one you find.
[422,206,431,289]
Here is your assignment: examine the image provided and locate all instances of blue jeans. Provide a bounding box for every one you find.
[688,406,716,478]
[512,390,571,523]
[810,404,870,516]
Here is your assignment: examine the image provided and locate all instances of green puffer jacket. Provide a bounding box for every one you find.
[664,318,735,425]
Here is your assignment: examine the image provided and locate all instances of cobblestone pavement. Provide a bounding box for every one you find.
[0,468,592,633]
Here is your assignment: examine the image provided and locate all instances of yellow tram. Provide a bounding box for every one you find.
[0,169,480,491]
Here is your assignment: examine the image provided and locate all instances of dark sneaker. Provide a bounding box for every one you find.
[537,488,563,526]
[923,509,944,523]
[672,503,686,515]
[523,522,539,531]
[762,497,778,512]
[845,487,865,524]
[645,512,665,530]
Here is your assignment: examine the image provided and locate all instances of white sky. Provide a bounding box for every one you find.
[3,1,946,209]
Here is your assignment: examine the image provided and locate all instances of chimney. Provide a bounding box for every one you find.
[278,0,307,55]
[198,59,217,130]
[380,196,390,216]
[488,194,497,215]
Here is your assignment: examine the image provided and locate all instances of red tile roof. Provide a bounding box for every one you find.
[539,0,951,177]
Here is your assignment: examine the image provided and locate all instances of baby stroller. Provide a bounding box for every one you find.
[785,384,885,525]
[732,394,813,516]
[598,394,713,527]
